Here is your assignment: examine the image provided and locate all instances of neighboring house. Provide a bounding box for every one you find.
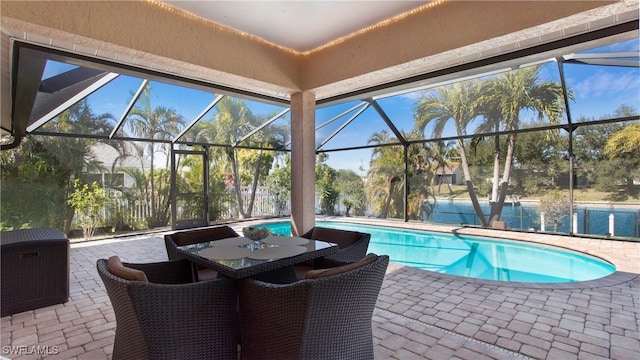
[85,142,151,188]
[434,163,463,185]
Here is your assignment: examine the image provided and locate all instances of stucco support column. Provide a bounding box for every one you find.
[290,92,316,236]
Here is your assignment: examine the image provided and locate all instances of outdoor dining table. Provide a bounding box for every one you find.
[175,235,338,280]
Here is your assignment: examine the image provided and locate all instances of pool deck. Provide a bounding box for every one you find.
[1,218,639,359]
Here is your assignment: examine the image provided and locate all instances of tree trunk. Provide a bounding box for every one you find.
[381,177,397,218]
[245,150,263,217]
[64,206,75,236]
[626,175,634,193]
[229,149,247,218]
[491,135,501,202]
[489,182,509,225]
[490,133,516,225]
[160,149,172,223]
[149,147,156,221]
[457,139,488,227]
[136,147,151,218]
[437,164,444,193]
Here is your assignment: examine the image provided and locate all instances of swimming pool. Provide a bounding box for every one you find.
[257,221,616,283]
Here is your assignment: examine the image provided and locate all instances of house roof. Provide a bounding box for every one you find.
[435,164,461,175]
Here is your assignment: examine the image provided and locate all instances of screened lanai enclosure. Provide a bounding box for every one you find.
[1,22,639,240]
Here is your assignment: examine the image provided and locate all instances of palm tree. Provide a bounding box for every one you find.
[416,68,565,228]
[366,130,436,220]
[476,66,565,225]
[199,97,286,218]
[126,86,185,227]
[213,98,251,218]
[414,81,488,226]
[366,131,403,218]
[430,140,458,194]
[239,114,288,217]
[407,141,437,220]
[472,81,503,203]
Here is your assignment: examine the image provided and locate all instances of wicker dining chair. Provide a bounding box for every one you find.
[239,254,389,360]
[97,257,238,360]
[294,226,372,279]
[300,226,371,262]
[164,225,240,280]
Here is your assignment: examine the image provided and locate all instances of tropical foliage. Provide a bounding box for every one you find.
[316,153,340,215]
[0,62,636,238]
[415,80,486,223]
[603,122,640,196]
[335,169,367,217]
[415,65,566,227]
[430,140,459,194]
[573,106,639,200]
[1,137,69,231]
[266,154,292,216]
[1,100,114,232]
[365,131,436,220]
[68,179,110,240]
[366,131,403,218]
[192,97,288,218]
[125,86,185,228]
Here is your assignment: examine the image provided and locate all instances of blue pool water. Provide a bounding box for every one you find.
[257,221,616,283]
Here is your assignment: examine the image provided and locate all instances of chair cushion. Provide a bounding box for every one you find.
[310,227,362,249]
[107,256,148,282]
[196,268,218,281]
[305,253,378,279]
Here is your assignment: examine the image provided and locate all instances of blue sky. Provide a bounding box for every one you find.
[42,39,639,172]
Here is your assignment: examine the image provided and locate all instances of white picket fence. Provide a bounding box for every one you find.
[74,186,290,230]
[219,186,291,218]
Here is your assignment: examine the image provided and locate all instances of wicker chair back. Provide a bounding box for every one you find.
[239,254,389,360]
[301,227,371,262]
[164,225,240,260]
[97,258,238,360]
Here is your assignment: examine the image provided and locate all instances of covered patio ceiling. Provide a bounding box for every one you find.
[1,0,638,147]
[161,0,433,53]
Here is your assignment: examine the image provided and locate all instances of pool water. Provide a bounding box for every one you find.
[257,221,616,283]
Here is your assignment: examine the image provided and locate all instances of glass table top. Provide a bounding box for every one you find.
[177,236,336,271]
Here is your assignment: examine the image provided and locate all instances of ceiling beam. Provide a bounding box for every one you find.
[10,47,47,139]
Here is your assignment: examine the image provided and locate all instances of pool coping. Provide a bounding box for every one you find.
[251,216,640,290]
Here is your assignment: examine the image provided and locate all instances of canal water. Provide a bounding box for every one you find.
[428,200,639,238]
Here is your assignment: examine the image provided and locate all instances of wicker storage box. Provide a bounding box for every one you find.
[1,228,70,316]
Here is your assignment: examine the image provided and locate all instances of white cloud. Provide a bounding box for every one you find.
[573,69,640,99]
[397,90,425,102]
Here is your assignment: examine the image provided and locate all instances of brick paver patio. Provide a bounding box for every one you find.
[2,219,639,359]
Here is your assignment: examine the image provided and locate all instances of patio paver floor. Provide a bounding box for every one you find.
[2,221,639,360]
